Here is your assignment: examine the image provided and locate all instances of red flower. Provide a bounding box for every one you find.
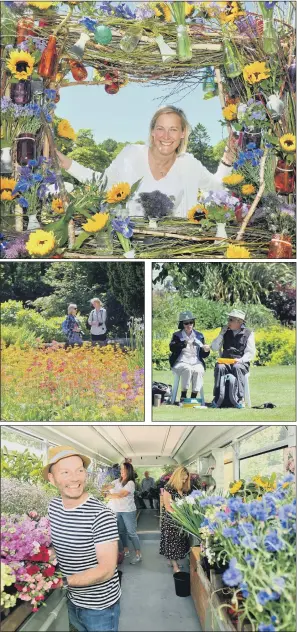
[26,564,40,576]
[32,607,39,612]
[43,565,56,577]
[15,584,24,591]
[35,595,45,602]
[29,545,50,563]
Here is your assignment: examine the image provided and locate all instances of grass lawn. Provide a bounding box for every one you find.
[153,366,296,422]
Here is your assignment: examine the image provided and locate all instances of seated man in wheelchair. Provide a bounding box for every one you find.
[169,311,210,403]
[204,309,256,409]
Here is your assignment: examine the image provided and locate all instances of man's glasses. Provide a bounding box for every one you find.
[184,320,194,325]
[228,317,237,322]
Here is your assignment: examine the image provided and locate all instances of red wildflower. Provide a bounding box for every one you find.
[26,564,40,576]
[43,565,56,577]
[29,545,50,562]
[35,595,45,602]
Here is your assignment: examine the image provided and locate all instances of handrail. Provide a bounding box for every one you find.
[38,595,67,632]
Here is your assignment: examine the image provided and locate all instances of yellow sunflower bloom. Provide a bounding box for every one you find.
[1,190,14,201]
[185,2,195,17]
[6,50,35,80]
[222,173,244,186]
[279,134,296,153]
[106,182,131,204]
[57,119,76,140]
[0,178,17,201]
[27,2,54,9]
[226,244,251,259]
[82,213,109,233]
[222,103,238,121]
[26,230,56,256]
[151,2,172,22]
[187,204,208,223]
[51,198,64,214]
[230,480,243,494]
[241,184,255,195]
[243,61,270,84]
[219,1,245,24]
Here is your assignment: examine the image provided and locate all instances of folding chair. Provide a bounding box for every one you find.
[170,373,205,406]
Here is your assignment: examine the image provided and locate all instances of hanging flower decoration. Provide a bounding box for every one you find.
[222,103,238,121]
[222,173,244,186]
[106,182,131,204]
[6,50,35,80]
[26,230,56,256]
[57,119,76,140]
[241,184,255,196]
[82,212,109,232]
[243,61,271,84]
[226,244,251,258]
[279,134,296,153]
[51,198,64,213]
[187,204,208,223]
[0,178,17,201]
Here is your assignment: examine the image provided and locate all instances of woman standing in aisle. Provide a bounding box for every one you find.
[160,466,191,573]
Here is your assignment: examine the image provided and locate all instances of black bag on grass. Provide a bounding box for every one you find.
[152,381,172,404]
[215,374,241,408]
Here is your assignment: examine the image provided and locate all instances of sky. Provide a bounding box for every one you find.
[55,76,225,147]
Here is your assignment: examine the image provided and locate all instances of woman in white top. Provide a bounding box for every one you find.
[56,105,236,218]
[88,297,107,347]
[105,462,142,565]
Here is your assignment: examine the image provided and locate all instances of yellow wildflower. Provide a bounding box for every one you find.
[241,184,255,196]
[82,213,109,233]
[229,480,243,494]
[28,2,54,8]
[243,61,270,84]
[187,204,208,224]
[109,405,125,417]
[106,182,131,204]
[0,177,17,201]
[279,134,296,153]
[222,173,244,186]
[57,119,76,140]
[226,244,251,259]
[6,50,35,80]
[185,2,195,17]
[51,198,64,214]
[222,103,238,121]
[26,230,55,256]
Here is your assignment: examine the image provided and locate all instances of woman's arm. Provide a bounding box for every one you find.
[56,150,102,185]
[163,490,174,513]
[106,490,129,500]
[88,310,94,326]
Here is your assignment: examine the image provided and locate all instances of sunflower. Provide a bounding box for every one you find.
[106,182,131,204]
[26,230,55,256]
[151,2,172,22]
[27,2,54,9]
[226,244,251,258]
[51,198,64,214]
[185,2,195,17]
[222,103,238,121]
[0,177,17,201]
[229,480,243,494]
[279,134,296,153]
[243,61,270,84]
[57,119,76,140]
[187,204,208,223]
[6,50,35,80]
[241,184,255,195]
[222,173,244,186]
[82,213,109,233]
[218,1,245,23]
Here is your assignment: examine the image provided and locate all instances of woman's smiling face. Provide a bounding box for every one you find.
[151,112,185,156]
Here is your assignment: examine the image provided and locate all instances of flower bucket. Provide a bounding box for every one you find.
[16,134,36,167]
[215,222,227,244]
[268,234,293,259]
[241,130,262,151]
[0,147,13,174]
[173,571,191,597]
[274,160,295,195]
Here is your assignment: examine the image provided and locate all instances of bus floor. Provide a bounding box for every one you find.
[119,509,202,632]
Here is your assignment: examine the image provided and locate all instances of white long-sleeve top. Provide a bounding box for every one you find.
[88,307,107,335]
[67,144,232,218]
[211,328,256,364]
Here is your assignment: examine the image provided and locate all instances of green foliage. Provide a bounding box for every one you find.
[1,446,46,486]
[107,263,145,318]
[188,123,219,173]
[0,263,51,302]
[1,300,24,324]
[1,324,39,348]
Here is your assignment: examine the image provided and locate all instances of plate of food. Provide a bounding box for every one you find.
[217,358,237,364]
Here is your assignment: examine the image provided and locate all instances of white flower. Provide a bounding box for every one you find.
[185,496,195,505]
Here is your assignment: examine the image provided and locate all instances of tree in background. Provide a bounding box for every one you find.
[187,123,219,173]
[107,263,145,317]
[0,262,51,302]
[68,129,111,174]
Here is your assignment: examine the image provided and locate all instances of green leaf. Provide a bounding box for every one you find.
[232,122,242,132]
[43,217,69,247]
[72,231,90,251]
[31,50,42,64]
[130,178,143,196]
[31,71,41,80]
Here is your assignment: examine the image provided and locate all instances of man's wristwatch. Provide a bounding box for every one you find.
[61,576,68,589]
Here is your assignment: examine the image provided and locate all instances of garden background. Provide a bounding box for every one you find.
[152,262,296,422]
[1,261,145,422]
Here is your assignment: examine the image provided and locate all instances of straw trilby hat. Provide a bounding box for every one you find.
[43,445,91,480]
[227,309,246,321]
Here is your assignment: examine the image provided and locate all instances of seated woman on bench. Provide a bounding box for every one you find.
[169,311,210,403]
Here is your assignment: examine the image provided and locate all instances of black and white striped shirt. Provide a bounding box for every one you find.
[48,496,121,610]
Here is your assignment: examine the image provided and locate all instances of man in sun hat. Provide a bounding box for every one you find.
[204,309,256,408]
[169,310,210,403]
[44,445,121,632]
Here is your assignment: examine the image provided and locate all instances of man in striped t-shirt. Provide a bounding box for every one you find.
[44,445,121,632]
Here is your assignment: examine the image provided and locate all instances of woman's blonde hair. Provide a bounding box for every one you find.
[149,106,191,155]
[168,466,190,492]
[68,303,77,315]
[90,297,102,307]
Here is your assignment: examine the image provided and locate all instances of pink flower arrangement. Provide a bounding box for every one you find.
[1,514,61,611]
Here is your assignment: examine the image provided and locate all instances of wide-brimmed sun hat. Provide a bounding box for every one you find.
[178,311,196,323]
[226,309,246,321]
[42,445,91,480]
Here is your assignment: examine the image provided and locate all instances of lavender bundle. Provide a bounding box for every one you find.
[138,190,174,219]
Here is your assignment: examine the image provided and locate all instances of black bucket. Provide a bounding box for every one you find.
[173,571,191,597]
[117,569,123,586]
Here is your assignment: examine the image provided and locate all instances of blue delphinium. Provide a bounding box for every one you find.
[264,1,277,8]
[241,534,258,549]
[278,502,296,530]
[264,529,285,552]
[258,624,275,632]
[249,500,268,521]
[79,17,97,32]
[257,590,279,606]
[222,527,240,545]
[239,581,249,598]
[222,557,243,587]
[238,522,254,536]
[189,490,203,499]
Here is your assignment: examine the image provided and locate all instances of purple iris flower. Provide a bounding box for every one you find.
[114,3,136,19]
[112,218,134,238]
[264,2,277,8]
[18,197,29,208]
[79,17,97,32]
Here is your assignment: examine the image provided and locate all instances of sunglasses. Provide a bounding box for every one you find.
[184,320,194,325]
[228,317,238,322]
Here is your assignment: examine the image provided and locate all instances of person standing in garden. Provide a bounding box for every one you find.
[88,298,107,347]
[63,303,83,348]
[44,445,121,632]
[204,309,256,408]
[159,466,191,574]
[104,462,142,565]
[169,311,210,402]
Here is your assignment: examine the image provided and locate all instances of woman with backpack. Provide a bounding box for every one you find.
[63,303,83,348]
[88,298,107,347]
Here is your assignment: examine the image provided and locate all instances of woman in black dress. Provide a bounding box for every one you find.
[159,466,191,573]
